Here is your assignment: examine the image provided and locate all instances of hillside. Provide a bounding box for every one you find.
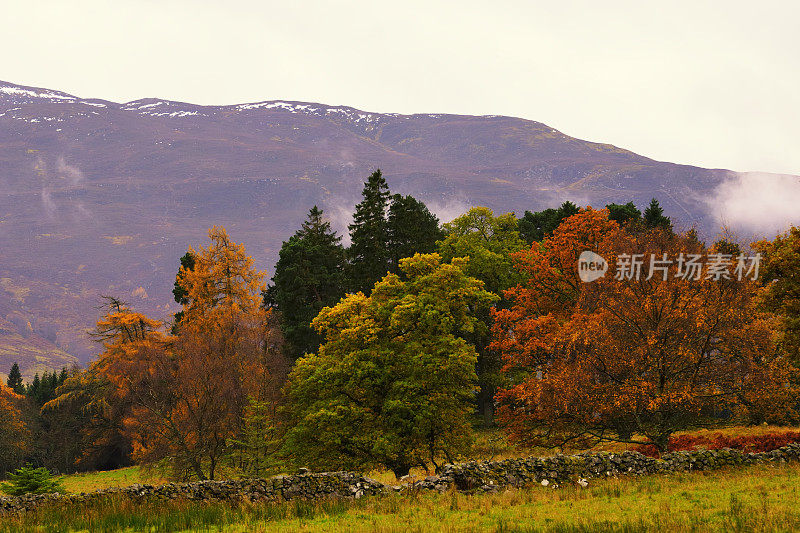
[0,79,768,375]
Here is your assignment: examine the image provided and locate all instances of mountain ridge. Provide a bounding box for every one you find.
[0,79,778,376]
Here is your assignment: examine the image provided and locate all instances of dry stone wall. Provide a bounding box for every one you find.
[3,443,800,514]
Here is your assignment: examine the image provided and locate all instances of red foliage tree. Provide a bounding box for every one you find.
[492,209,796,452]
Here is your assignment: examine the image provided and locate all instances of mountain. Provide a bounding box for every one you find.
[0,79,757,376]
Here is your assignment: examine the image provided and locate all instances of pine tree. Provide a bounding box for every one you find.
[347,169,391,293]
[6,363,23,394]
[171,252,196,333]
[643,198,672,231]
[271,206,347,359]
[386,194,443,274]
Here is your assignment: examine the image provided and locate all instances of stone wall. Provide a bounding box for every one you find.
[3,443,800,514]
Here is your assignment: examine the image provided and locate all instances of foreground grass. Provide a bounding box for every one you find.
[3,462,800,532]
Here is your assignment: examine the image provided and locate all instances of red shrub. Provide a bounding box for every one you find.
[635,431,800,457]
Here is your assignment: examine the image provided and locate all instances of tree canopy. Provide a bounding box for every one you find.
[492,209,795,451]
[283,253,497,477]
[270,206,347,359]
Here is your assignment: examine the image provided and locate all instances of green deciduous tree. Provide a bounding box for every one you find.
[437,207,526,425]
[518,201,581,244]
[283,253,497,478]
[605,201,642,227]
[754,226,800,366]
[270,206,347,359]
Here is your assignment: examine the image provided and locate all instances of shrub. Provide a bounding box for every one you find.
[636,432,800,457]
[0,465,66,496]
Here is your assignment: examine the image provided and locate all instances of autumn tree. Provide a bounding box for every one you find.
[754,226,800,366]
[270,206,347,359]
[0,382,30,475]
[438,207,525,425]
[493,209,795,452]
[171,251,195,332]
[283,253,497,478]
[94,228,287,480]
[347,169,391,293]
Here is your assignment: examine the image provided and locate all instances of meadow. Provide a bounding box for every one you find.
[2,461,799,532]
[3,425,800,532]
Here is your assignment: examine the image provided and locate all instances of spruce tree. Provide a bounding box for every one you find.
[6,362,23,394]
[347,169,391,293]
[386,194,443,273]
[272,206,347,359]
[643,198,672,231]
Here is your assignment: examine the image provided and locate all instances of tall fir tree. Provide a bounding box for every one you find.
[347,169,391,293]
[643,198,672,231]
[386,194,443,274]
[271,206,347,359]
[6,362,23,394]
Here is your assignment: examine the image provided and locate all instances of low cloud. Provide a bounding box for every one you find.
[57,156,85,186]
[706,172,800,238]
[41,188,56,218]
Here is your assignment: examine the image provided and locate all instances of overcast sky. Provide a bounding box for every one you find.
[3,0,799,175]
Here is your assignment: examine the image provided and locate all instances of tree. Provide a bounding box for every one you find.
[0,382,29,475]
[642,198,672,231]
[171,252,195,333]
[386,194,443,273]
[270,206,346,359]
[518,201,581,244]
[42,364,132,473]
[347,169,391,293]
[0,465,65,495]
[605,201,642,227]
[109,226,285,480]
[6,363,23,394]
[283,253,497,478]
[438,207,526,425]
[492,209,795,452]
[753,226,800,366]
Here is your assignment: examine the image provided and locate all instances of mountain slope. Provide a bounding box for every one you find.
[0,79,753,375]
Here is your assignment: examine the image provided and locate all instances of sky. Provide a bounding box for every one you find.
[2,0,799,177]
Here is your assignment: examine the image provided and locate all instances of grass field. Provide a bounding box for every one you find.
[3,462,800,532]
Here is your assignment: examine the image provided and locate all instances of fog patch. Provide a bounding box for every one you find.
[706,172,800,238]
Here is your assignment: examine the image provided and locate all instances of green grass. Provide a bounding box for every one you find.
[59,466,166,494]
[3,462,800,532]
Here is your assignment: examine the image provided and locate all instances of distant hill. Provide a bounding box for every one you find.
[0,79,781,376]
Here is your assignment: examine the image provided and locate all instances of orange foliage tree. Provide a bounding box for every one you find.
[492,209,796,452]
[94,227,286,480]
[0,382,30,474]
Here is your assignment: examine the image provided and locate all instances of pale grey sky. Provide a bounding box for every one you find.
[4,0,799,175]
